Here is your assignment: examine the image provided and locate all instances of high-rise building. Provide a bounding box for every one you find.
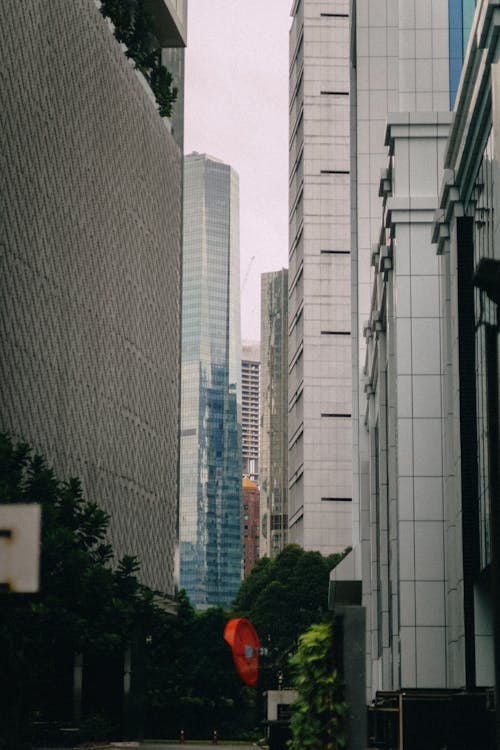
[347,0,452,701]
[241,341,260,483]
[0,0,186,597]
[260,269,289,558]
[179,153,242,609]
[242,477,260,577]
[329,2,496,746]
[288,0,353,555]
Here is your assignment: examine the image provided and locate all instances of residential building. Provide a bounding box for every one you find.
[288,0,353,555]
[242,477,260,576]
[179,153,242,609]
[260,269,289,558]
[0,0,186,597]
[241,341,260,483]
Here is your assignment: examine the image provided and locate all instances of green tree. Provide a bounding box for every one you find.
[0,434,158,748]
[100,0,177,117]
[288,622,347,750]
[232,544,349,689]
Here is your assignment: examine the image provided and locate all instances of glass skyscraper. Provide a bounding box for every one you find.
[449,0,476,106]
[180,153,242,609]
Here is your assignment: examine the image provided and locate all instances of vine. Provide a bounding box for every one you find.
[288,621,348,750]
[100,0,178,118]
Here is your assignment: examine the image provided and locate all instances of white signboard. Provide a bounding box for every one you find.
[0,504,41,593]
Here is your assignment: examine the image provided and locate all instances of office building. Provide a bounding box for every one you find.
[242,477,260,576]
[260,269,289,558]
[288,0,353,555]
[179,153,242,609]
[433,1,498,740]
[330,1,496,745]
[0,0,186,596]
[241,342,260,483]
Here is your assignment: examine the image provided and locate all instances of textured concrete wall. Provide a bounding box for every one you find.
[0,0,183,595]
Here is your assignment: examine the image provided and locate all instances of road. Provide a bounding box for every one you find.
[140,744,258,750]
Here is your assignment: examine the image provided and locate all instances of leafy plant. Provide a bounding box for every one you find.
[0,434,160,746]
[288,622,347,750]
[100,0,178,117]
[232,544,349,690]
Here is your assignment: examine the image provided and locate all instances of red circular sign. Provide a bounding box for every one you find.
[223,617,260,685]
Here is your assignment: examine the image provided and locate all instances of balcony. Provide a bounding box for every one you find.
[145,0,187,46]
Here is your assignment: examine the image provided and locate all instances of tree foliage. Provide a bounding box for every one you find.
[0,435,350,745]
[0,434,257,745]
[232,544,349,689]
[100,0,178,117]
[0,434,159,747]
[288,622,347,750]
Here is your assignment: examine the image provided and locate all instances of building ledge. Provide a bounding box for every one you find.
[329,545,362,608]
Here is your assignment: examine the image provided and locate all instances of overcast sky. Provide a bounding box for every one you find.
[184,0,292,343]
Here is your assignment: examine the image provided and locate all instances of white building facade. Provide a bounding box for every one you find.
[288,0,353,555]
[330,1,498,746]
[241,341,260,483]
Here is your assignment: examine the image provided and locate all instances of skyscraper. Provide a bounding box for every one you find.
[179,153,242,609]
[0,0,186,597]
[329,2,496,746]
[241,341,260,483]
[260,269,289,558]
[288,0,353,554]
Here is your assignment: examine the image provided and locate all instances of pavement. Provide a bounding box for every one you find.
[140,744,257,750]
[140,745,257,750]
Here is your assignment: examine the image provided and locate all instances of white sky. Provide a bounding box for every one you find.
[184,0,292,342]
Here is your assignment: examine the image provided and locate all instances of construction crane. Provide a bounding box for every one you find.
[241,255,255,293]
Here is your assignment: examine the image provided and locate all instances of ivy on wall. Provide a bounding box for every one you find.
[288,621,348,750]
[100,0,178,118]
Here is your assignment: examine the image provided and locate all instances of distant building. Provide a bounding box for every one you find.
[179,153,242,609]
[0,0,186,597]
[241,341,260,483]
[260,270,289,558]
[288,0,353,554]
[242,477,260,576]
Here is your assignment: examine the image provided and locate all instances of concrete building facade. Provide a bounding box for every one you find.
[179,153,242,609]
[288,0,353,555]
[0,0,186,596]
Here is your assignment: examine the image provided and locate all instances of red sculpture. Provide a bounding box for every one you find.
[223,617,260,685]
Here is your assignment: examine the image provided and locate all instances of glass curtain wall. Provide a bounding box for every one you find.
[449,0,477,107]
[180,154,242,608]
